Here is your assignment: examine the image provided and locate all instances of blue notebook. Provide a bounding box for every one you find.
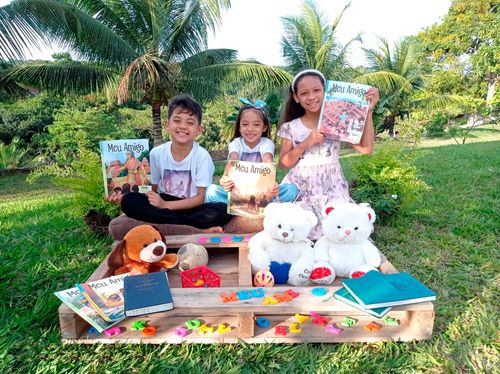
[342,270,436,309]
[334,288,392,318]
[124,272,173,317]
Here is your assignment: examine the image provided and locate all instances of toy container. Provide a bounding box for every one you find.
[180,266,221,288]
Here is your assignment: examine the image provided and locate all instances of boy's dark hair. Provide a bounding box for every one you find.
[168,94,202,124]
[279,70,326,126]
[232,105,271,141]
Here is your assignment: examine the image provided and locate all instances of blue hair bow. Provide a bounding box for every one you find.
[239,97,267,109]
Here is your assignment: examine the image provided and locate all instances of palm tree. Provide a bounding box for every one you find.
[356,37,458,136]
[280,0,359,79]
[0,0,290,145]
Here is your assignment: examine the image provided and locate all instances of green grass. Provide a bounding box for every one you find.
[1,140,499,373]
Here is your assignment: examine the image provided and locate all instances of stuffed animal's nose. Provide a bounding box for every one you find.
[282,232,289,238]
[344,229,351,235]
[153,246,164,256]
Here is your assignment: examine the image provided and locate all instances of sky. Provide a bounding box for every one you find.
[0,0,452,67]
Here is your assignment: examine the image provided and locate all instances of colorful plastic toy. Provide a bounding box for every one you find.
[364,322,381,332]
[263,295,279,305]
[197,236,208,244]
[222,236,232,242]
[87,327,99,334]
[285,289,300,298]
[103,327,122,337]
[294,314,310,324]
[185,319,201,330]
[181,266,220,288]
[275,326,287,336]
[325,324,343,335]
[384,316,400,326]
[217,323,231,334]
[290,322,302,333]
[131,320,147,330]
[210,237,221,243]
[311,287,328,296]
[174,327,188,337]
[255,317,271,328]
[199,324,215,334]
[341,317,357,327]
[312,314,329,326]
[232,235,244,242]
[253,270,275,287]
[250,288,265,298]
[142,326,157,336]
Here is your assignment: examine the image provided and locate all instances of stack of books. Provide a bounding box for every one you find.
[55,272,174,333]
[334,270,436,318]
[55,274,128,333]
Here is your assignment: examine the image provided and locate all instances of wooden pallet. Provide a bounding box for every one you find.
[59,233,435,344]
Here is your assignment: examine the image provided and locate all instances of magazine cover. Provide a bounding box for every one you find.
[99,139,151,197]
[227,160,276,218]
[317,81,372,144]
[76,275,128,322]
[54,287,117,333]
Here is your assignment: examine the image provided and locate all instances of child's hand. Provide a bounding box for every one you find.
[269,183,280,199]
[366,87,380,111]
[305,129,325,148]
[146,191,165,208]
[220,176,235,192]
[106,190,123,205]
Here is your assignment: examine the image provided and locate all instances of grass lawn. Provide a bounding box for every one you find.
[1,137,499,373]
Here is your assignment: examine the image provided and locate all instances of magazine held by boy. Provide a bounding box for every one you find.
[226,160,276,218]
[99,139,152,197]
[317,81,372,144]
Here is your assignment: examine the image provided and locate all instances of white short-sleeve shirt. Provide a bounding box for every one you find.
[150,141,214,198]
[227,137,275,162]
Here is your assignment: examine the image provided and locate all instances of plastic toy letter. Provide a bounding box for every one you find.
[199,324,215,334]
[185,319,201,330]
[217,323,231,334]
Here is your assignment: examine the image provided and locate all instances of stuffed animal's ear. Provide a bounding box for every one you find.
[107,240,125,270]
[322,202,336,218]
[150,224,166,243]
[360,203,376,223]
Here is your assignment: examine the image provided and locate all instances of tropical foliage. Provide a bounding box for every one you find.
[0,0,291,144]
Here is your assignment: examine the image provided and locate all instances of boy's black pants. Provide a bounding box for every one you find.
[121,192,233,229]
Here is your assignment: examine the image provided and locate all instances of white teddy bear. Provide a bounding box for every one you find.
[248,202,317,286]
[311,202,381,285]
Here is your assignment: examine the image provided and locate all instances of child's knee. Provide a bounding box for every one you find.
[278,183,299,202]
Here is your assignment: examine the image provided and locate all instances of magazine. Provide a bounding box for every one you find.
[227,160,276,218]
[317,81,372,144]
[99,139,151,197]
[76,275,128,322]
[54,287,117,333]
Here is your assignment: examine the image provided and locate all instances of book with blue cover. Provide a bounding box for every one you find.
[342,270,436,309]
[334,287,392,318]
[124,272,173,317]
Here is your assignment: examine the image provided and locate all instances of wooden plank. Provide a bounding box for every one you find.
[165,234,253,248]
[238,243,253,287]
[238,312,255,339]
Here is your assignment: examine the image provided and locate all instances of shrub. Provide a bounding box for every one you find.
[349,141,429,220]
[27,132,121,219]
[424,113,449,137]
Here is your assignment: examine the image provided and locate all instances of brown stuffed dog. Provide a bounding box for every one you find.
[108,225,178,275]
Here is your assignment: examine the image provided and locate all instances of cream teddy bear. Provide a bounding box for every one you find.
[248,202,317,286]
[310,202,381,284]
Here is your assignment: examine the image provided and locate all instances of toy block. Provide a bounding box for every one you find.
[294,314,310,324]
[290,323,302,333]
[275,326,287,336]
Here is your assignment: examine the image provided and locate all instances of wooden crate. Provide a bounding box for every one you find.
[59,233,435,344]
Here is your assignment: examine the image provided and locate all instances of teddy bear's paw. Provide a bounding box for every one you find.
[349,265,378,278]
[310,262,336,285]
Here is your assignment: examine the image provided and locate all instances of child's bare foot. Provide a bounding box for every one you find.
[201,226,223,234]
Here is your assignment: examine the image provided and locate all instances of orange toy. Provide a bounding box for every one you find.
[108,225,178,275]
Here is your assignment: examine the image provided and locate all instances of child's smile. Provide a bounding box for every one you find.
[294,76,325,114]
[239,109,268,148]
[167,108,201,144]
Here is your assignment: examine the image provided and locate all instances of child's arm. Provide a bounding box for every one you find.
[219,152,239,191]
[278,130,324,169]
[351,87,379,155]
[146,186,207,210]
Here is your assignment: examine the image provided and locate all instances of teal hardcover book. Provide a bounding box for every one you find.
[333,288,392,318]
[124,272,173,317]
[342,271,436,309]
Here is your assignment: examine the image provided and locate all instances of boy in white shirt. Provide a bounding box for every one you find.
[118,94,232,232]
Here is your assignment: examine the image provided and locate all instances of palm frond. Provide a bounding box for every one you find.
[2,62,119,94]
[355,71,413,93]
[180,49,237,71]
[411,90,463,112]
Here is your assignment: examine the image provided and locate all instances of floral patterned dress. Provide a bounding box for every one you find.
[278,118,352,240]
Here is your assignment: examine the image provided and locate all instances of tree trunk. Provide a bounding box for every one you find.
[386,114,396,138]
[152,100,163,146]
[486,73,497,107]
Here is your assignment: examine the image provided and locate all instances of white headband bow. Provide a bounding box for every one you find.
[291,69,326,92]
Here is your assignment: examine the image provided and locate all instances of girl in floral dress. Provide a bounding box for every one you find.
[278,69,379,240]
